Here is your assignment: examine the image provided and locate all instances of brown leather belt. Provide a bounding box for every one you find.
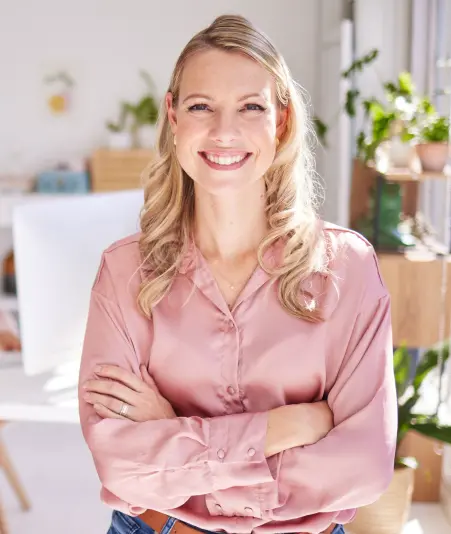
[139,509,337,534]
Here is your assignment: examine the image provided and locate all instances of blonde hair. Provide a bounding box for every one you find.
[138,14,328,321]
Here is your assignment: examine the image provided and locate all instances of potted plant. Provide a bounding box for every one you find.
[314,51,437,170]
[127,70,160,149]
[416,114,450,172]
[106,102,133,150]
[349,344,451,534]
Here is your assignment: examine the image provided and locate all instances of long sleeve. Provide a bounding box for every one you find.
[78,255,274,515]
[266,291,397,523]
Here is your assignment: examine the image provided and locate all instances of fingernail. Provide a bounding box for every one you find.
[84,393,91,401]
[95,365,103,373]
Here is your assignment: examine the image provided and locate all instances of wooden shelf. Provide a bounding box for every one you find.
[368,160,451,183]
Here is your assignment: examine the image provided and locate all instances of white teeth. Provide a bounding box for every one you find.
[204,153,247,165]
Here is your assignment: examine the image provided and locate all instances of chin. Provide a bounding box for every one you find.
[194,173,260,196]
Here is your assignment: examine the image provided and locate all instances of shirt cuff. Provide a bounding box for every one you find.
[208,411,275,490]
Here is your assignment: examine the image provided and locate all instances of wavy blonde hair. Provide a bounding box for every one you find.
[138,14,328,322]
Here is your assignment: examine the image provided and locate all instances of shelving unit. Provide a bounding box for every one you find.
[351,158,451,348]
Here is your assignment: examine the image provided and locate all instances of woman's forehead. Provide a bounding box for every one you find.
[178,49,276,101]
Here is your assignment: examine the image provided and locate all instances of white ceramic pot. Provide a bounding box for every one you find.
[138,125,157,149]
[107,131,133,150]
[389,138,415,168]
[416,142,449,172]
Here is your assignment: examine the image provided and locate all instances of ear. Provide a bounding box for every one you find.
[276,105,288,139]
[166,92,178,134]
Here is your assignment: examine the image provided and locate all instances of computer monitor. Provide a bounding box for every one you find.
[12,190,143,376]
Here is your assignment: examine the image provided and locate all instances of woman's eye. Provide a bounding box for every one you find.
[188,104,210,112]
[242,103,266,112]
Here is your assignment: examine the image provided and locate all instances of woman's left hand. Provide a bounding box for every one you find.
[82,364,177,422]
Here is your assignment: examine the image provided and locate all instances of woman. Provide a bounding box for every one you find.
[79,14,397,534]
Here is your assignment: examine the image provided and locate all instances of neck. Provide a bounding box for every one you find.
[193,181,268,261]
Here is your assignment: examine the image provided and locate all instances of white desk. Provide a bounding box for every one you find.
[0,360,79,424]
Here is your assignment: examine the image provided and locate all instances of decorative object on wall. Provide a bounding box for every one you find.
[44,71,75,115]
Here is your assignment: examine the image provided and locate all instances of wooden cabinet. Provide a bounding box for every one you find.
[378,253,451,347]
[90,149,155,192]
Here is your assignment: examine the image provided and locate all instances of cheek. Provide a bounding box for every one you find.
[247,115,277,141]
[176,115,206,137]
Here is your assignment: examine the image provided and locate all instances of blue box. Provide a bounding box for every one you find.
[36,170,90,194]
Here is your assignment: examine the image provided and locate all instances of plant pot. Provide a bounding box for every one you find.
[388,139,415,168]
[107,131,133,150]
[346,466,414,534]
[415,142,449,172]
[137,125,157,149]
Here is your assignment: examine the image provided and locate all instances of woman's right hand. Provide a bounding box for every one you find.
[265,401,333,458]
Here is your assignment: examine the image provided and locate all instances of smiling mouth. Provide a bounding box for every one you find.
[199,151,252,169]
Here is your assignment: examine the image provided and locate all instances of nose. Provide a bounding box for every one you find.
[209,109,240,145]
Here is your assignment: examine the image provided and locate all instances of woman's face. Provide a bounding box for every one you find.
[166,49,287,195]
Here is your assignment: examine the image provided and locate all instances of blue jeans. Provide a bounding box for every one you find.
[107,510,346,534]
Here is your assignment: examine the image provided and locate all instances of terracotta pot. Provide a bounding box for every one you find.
[346,467,414,534]
[415,142,449,172]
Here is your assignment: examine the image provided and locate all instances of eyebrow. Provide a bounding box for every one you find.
[182,92,268,104]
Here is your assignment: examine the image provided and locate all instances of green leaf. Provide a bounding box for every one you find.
[398,72,415,96]
[398,394,420,447]
[410,422,451,445]
[362,99,376,116]
[344,89,360,117]
[313,116,328,146]
[383,82,398,102]
[418,97,435,115]
[394,346,411,397]
[342,48,379,79]
[413,345,449,392]
[420,115,450,142]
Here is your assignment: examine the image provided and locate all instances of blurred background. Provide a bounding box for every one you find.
[0,1,451,533]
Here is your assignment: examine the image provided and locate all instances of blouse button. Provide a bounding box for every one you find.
[227,386,236,396]
[217,449,225,459]
[244,507,253,515]
[247,448,256,457]
[216,504,223,513]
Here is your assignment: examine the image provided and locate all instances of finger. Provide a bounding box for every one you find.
[84,379,141,407]
[84,392,138,421]
[94,365,146,392]
[92,402,127,420]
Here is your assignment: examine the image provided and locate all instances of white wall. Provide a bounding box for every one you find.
[0,0,415,226]
[355,0,411,98]
[0,0,321,174]
[316,0,412,225]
